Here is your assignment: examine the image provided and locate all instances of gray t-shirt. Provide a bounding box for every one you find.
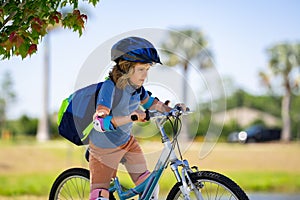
[89,79,149,148]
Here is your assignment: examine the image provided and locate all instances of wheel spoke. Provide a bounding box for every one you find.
[57,175,89,200]
[215,184,219,200]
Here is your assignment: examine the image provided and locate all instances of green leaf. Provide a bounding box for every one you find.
[18,42,30,59]
[1,0,100,59]
[90,0,101,7]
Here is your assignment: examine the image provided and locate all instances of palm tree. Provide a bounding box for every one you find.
[36,24,60,142]
[261,43,300,142]
[36,33,51,142]
[161,28,213,102]
[160,28,213,140]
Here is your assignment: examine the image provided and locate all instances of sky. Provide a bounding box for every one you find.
[1,0,300,119]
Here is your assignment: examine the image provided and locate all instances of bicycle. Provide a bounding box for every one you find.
[49,108,249,200]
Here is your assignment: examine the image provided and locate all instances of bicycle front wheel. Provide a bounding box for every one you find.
[166,171,249,200]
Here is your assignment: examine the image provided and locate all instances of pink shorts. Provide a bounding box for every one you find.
[89,135,148,189]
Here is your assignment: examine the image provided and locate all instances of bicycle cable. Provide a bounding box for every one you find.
[174,117,183,160]
[168,115,184,161]
[159,115,179,168]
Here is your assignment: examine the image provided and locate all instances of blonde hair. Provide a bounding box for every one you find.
[109,60,136,89]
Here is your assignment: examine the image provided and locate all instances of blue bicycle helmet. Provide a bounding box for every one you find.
[111,36,162,64]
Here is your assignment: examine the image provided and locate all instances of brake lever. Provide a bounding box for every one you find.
[145,109,150,121]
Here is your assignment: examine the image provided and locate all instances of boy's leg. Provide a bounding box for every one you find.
[121,136,148,182]
[89,143,123,199]
[122,136,160,200]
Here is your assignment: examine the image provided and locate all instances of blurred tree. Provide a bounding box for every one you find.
[161,28,213,103]
[162,29,213,140]
[0,0,100,59]
[17,115,38,136]
[226,89,281,117]
[291,95,300,140]
[161,28,213,141]
[0,71,16,133]
[260,43,300,142]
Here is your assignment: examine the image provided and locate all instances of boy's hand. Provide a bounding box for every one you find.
[131,110,147,122]
[93,110,106,120]
[175,103,187,112]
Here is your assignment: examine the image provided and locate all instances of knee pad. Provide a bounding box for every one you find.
[135,170,151,186]
[90,188,109,200]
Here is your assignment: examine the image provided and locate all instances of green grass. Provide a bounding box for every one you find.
[1,170,299,197]
[0,140,300,198]
[228,171,300,193]
[0,173,57,196]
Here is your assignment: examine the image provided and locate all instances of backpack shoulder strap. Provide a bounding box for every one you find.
[94,81,104,108]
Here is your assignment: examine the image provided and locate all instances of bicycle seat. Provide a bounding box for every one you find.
[85,148,90,162]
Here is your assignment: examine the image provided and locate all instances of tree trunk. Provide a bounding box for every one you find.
[180,62,189,142]
[281,89,291,142]
[36,34,50,142]
[182,63,188,103]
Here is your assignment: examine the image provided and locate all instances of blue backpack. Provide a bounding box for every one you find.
[57,82,103,145]
[57,80,150,146]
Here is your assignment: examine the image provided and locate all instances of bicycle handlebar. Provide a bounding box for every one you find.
[131,107,191,121]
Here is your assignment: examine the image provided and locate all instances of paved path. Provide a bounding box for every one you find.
[248,193,300,200]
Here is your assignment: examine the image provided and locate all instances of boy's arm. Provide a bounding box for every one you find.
[148,98,172,113]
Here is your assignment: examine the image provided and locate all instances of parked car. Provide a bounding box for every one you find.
[227,125,281,143]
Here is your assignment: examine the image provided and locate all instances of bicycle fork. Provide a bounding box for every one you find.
[170,159,204,200]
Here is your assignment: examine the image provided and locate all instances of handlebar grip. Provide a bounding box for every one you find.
[145,109,150,121]
[131,115,138,121]
[174,105,181,111]
[131,110,150,121]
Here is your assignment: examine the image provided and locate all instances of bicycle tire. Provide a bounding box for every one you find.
[166,170,249,200]
[49,168,117,200]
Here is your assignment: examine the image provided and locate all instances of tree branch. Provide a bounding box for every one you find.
[0,0,27,31]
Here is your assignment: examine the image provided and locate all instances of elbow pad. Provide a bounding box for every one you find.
[142,96,155,109]
[93,116,116,132]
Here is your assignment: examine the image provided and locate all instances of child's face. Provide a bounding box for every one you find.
[129,63,151,87]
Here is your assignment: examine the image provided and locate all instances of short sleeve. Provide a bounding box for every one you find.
[140,86,149,102]
[96,79,115,109]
